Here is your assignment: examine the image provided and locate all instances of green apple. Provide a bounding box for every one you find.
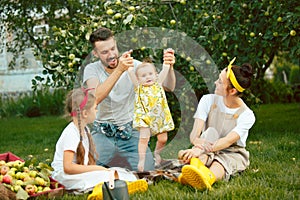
[15,179,24,185]
[35,177,46,186]
[0,160,6,166]
[170,19,176,25]
[222,52,227,57]
[29,170,37,178]
[10,167,17,172]
[106,9,114,15]
[128,6,135,11]
[23,167,29,173]
[290,30,296,36]
[13,185,22,192]
[7,170,15,177]
[114,13,122,19]
[277,17,282,22]
[43,186,51,192]
[68,53,75,60]
[37,186,44,192]
[273,32,278,37]
[250,32,255,37]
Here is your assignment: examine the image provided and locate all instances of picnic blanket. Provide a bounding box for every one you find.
[135,159,184,184]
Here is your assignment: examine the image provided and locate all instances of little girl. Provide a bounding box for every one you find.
[128,54,175,172]
[51,88,147,197]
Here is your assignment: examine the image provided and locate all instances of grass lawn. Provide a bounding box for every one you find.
[0,103,299,199]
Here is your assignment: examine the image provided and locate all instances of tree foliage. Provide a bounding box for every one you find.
[1,0,299,93]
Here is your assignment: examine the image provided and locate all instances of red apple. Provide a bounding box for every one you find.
[25,184,36,195]
[2,174,13,184]
[1,165,10,175]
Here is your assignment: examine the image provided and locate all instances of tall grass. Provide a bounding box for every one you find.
[0,103,299,199]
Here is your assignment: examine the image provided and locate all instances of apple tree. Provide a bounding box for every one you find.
[1,0,299,99]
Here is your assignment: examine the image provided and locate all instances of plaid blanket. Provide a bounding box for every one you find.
[135,159,185,184]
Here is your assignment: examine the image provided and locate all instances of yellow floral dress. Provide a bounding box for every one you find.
[133,82,174,135]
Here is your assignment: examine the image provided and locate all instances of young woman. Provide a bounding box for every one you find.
[178,58,256,191]
[51,88,147,197]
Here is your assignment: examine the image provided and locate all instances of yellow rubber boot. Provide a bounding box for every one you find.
[126,179,148,195]
[88,182,104,200]
[88,179,148,200]
[179,158,205,185]
[178,173,187,185]
[190,158,205,169]
[181,164,216,191]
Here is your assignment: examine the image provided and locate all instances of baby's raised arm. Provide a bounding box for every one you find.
[128,67,139,87]
[158,64,170,84]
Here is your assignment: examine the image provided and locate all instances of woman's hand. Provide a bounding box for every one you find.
[178,148,202,164]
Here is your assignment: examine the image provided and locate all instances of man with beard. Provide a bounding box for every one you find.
[83,27,176,171]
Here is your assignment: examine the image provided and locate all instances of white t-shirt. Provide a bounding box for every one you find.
[193,94,255,147]
[52,122,90,172]
[83,60,141,125]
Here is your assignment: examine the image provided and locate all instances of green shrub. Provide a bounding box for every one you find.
[289,66,300,85]
[0,88,68,118]
[252,79,294,104]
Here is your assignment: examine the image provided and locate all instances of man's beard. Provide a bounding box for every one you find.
[101,56,118,69]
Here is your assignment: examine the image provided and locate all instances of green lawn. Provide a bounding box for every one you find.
[0,103,299,199]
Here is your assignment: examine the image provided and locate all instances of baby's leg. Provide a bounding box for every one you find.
[138,127,151,171]
[154,132,168,165]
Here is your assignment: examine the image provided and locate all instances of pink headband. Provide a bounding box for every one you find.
[70,87,95,117]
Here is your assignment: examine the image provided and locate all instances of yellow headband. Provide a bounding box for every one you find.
[226,57,245,92]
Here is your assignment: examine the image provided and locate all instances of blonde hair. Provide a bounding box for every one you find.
[135,61,156,76]
[64,88,98,165]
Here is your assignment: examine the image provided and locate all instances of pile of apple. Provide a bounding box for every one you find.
[0,159,53,197]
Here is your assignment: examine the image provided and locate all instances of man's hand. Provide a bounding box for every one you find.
[117,50,133,72]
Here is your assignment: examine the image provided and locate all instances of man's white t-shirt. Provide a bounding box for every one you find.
[83,60,141,126]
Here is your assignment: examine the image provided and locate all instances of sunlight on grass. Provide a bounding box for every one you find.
[0,103,299,199]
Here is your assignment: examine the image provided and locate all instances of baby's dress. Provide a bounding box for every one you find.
[133,82,174,135]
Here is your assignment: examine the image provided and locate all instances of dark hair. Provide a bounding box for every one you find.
[64,88,98,165]
[231,63,253,92]
[89,27,114,47]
